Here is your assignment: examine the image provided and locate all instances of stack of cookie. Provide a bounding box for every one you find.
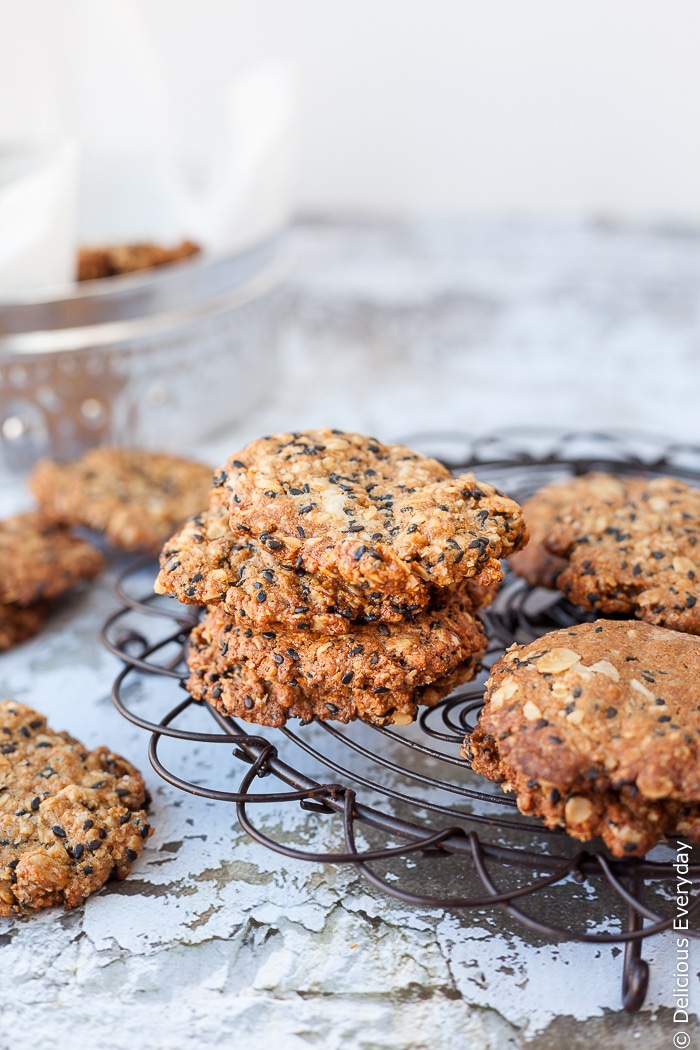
[156,429,529,727]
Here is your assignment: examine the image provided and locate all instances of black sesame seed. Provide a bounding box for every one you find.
[82,819,94,830]
[73,843,84,860]
[231,460,245,468]
[82,865,94,875]
[272,653,284,665]
[686,595,697,608]
[267,538,283,550]
[341,671,354,685]
[52,826,66,838]
[325,703,338,714]
[372,687,390,694]
[31,796,40,811]
[244,695,255,709]
[354,546,366,560]
[126,849,138,862]
[606,707,617,718]
[86,839,102,852]
[256,590,267,603]
[549,788,561,804]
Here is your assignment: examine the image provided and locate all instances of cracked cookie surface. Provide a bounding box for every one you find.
[187,591,487,727]
[218,430,527,599]
[465,619,700,856]
[0,512,104,606]
[156,492,497,633]
[31,447,213,552]
[0,701,153,914]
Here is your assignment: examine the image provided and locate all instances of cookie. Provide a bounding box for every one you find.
[30,447,213,552]
[544,476,700,633]
[0,512,104,606]
[77,239,200,281]
[187,592,487,727]
[156,493,497,633]
[0,701,153,914]
[0,603,49,651]
[508,473,646,589]
[465,619,700,856]
[218,430,527,599]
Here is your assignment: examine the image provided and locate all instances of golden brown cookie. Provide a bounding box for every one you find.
[218,430,527,600]
[0,700,153,914]
[187,592,487,727]
[545,476,700,633]
[465,619,700,857]
[156,493,498,633]
[77,239,200,281]
[508,473,646,589]
[0,512,104,606]
[30,447,213,552]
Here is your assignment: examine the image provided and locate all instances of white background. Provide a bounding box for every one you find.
[2,0,700,222]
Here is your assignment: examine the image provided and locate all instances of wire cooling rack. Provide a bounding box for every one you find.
[102,429,700,1014]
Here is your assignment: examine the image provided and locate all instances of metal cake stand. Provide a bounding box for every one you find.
[101,429,700,1013]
